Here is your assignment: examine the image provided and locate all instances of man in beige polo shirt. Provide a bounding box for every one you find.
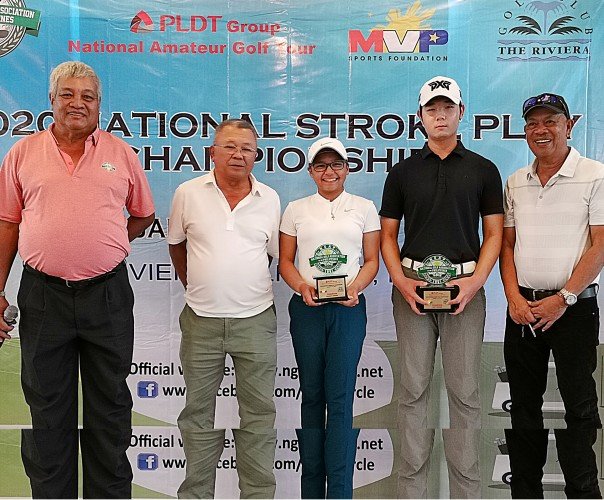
[501,93,604,498]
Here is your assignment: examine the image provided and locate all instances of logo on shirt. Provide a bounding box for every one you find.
[101,162,116,172]
[309,244,348,274]
[0,0,41,58]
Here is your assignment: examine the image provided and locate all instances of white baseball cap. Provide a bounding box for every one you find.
[418,76,463,107]
[308,137,348,163]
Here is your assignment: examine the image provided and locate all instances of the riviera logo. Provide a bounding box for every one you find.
[0,0,41,58]
[137,453,159,471]
[349,1,448,63]
[130,10,154,33]
[137,381,159,398]
[497,0,593,62]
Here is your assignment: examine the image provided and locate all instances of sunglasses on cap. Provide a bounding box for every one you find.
[522,93,570,119]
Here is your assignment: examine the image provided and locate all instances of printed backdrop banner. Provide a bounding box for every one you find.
[0,0,602,497]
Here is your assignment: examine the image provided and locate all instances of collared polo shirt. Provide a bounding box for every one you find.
[167,170,280,318]
[280,191,380,286]
[504,147,604,290]
[380,142,503,263]
[0,126,155,280]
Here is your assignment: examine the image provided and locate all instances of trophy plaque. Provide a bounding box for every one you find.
[315,275,348,303]
[415,254,459,313]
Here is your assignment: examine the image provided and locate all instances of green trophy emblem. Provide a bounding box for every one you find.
[310,243,348,302]
[416,254,459,312]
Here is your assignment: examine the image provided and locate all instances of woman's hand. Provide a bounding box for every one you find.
[299,282,323,307]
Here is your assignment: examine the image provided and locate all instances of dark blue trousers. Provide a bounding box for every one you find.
[289,293,366,499]
[504,296,601,498]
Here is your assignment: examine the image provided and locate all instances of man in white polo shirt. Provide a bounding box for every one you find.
[168,119,280,498]
[500,93,604,498]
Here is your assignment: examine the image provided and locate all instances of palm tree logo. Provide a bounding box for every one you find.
[510,1,581,35]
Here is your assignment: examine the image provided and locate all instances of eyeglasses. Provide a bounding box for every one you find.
[213,144,257,158]
[522,93,569,118]
[310,161,347,172]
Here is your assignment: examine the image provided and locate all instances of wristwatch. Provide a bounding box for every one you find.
[557,288,577,306]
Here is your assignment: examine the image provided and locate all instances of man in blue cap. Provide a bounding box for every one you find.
[501,92,604,498]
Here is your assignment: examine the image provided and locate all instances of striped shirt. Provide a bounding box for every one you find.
[504,147,604,289]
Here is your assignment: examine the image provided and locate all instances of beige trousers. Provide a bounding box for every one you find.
[393,273,485,499]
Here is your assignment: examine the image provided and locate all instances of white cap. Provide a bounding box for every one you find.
[308,137,348,163]
[418,76,462,107]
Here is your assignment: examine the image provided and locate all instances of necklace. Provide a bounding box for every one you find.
[330,193,344,220]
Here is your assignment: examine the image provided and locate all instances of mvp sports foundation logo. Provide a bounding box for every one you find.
[0,0,40,57]
[497,0,594,61]
[349,0,448,63]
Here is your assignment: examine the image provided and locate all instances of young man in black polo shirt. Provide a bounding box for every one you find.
[380,76,504,498]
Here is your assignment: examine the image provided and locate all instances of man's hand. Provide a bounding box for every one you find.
[0,295,14,340]
[0,220,19,340]
[507,293,537,325]
[393,274,428,315]
[299,283,323,307]
[530,295,567,331]
[448,275,483,315]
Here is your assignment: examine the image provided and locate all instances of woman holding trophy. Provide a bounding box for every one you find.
[279,137,380,498]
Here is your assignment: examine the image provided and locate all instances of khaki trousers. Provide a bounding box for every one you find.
[177,304,277,499]
[393,272,485,499]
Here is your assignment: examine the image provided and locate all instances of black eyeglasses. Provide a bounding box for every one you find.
[310,161,347,172]
[522,93,569,118]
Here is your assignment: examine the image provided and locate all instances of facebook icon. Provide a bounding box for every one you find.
[137,453,159,471]
[137,381,159,398]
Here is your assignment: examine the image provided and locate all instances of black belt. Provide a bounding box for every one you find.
[24,261,125,289]
[519,284,598,301]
